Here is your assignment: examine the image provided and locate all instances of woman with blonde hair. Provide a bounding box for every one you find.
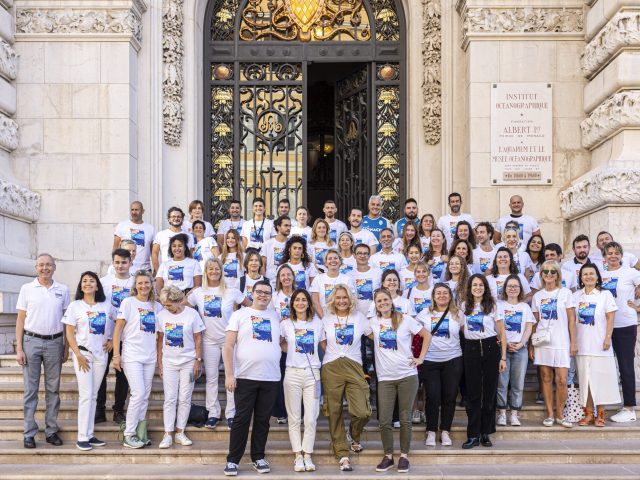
[219,229,244,289]
[310,218,334,273]
[310,249,355,318]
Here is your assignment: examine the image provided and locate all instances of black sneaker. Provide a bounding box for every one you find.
[94,411,107,424]
[376,455,394,472]
[46,433,63,446]
[397,456,410,473]
[224,462,238,476]
[205,417,220,429]
[76,441,92,451]
[89,437,106,447]
[23,437,36,449]
[252,459,271,474]
[113,411,126,425]
[227,418,234,430]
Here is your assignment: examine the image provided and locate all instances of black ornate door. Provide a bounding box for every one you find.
[335,65,371,220]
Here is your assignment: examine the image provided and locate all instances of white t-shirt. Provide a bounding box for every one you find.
[219,252,243,288]
[370,250,408,272]
[487,273,531,300]
[158,307,205,366]
[366,296,415,317]
[154,229,195,264]
[100,274,134,310]
[226,307,282,381]
[287,261,318,290]
[495,214,539,246]
[429,256,448,283]
[62,300,115,357]
[217,218,245,238]
[242,275,265,302]
[400,267,417,291]
[510,250,533,275]
[326,219,348,243]
[260,238,287,280]
[321,312,372,365]
[192,236,218,264]
[272,290,293,322]
[462,303,500,340]
[530,268,578,291]
[531,287,575,350]
[561,258,594,283]
[156,258,202,291]
[310,241,332,271]
[419,236,431,254]
[351,229,379,249]
[370,315,423,381]
[280,317,324,369]
[348,267,382,315]
[290,225,312,242]
[183,220,215,237]
[437,213,475,245]
[416,309,463,362]
[114,220,156,270]
[573,288,618,356]
[472,246,496,275]
[406,286,433,315]
[496,300,535,343]
[188,286,245,345]
[599,266,640,328]
[339,255,357,275]
[117,297,162,364]
[16,279,70,336]
[591,250,639,269]
[310,273,356,309]
[240,218,275,250]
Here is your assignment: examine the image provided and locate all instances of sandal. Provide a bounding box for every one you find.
[595,408,606,427]
[578,407,594,426]
[339,457,353,471]
[350,441,364,453]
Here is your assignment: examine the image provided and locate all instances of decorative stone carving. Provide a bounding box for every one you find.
[580,91,640,149]
[581,11,640,78]
[462,7,583,40]
[422,0,441,145]
[560,168,640,219]
[0,113,18,152]
[162,0,184,147]
[0,179,40,223]
[0,40,17,81]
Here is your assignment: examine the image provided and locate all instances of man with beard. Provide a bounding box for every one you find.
[217,199,246,247]
[561,234,594,280]
[493,195,541,245]
[322,200,348,244]
[349,207,379,254]
[362,195,391,245]
[113,201,156,272]
[393,198,419,237]
[152,207,194,275]
[437,192,475,246]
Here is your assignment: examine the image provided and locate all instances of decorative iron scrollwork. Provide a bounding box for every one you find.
[210,86,235,225]
[371,0,400,41]
[211,0,240,40]
[376,85,400,220]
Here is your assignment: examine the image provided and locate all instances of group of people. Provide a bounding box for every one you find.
[15,193,640,476]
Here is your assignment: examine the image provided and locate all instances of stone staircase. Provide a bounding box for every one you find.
[1,355,640,479]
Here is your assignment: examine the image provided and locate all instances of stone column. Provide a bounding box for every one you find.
[13,0,147,286]
[560,2,640,255]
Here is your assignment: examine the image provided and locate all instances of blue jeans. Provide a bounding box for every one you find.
[497,347,528,410]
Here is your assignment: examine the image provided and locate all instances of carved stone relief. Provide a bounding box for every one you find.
[162,0,184,147]
[580,91,640,149]
[0,179,40,223]
[422,0,441,145]
[0,40,17,81]
[0,112,17,152]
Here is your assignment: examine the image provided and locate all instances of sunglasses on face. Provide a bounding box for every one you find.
[541,269,558,275]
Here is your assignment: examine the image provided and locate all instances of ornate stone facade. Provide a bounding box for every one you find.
[422,0,441,146]
[560,168,640,220]
[162,0,184,147]
[580,90,640,149]
[0,113,18,152]
[0,179,40,222]
[0,39,17,81]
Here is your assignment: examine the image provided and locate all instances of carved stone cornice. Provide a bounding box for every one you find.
[0,113,18,152]
[422,0,441,145]
[580,90,640,149]
[162,0,184,147]
[0,40,17,81]
[581,10,640,79]
[560,167,640,220]
[0,179,40,223]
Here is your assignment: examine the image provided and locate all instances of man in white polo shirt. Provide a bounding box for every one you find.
[15,253,70,449]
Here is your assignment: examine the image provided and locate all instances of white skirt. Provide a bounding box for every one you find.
[534,347,571,369]
[576,355,622,406]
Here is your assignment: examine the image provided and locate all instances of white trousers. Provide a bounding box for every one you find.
[203,342,235,419]
[283,366,321,453]
[72,350,108,442]
[122,360,156,436]
[162,359,195,432]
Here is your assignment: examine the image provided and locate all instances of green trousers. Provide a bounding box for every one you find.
[378,374,419,454]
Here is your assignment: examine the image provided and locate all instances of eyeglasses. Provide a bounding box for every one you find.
[505,284,520,289]
[541,269,558,275]
[253,290,272,296]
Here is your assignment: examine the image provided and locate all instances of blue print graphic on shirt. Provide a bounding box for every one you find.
[87,311,106,335]
[274,246,284,265]
[193,245,203,261]
[246,285,255,302]
[448,222,457,236]
[504,310,523,333]
[130,228,145,247]
[138,308,156,333]
[314,247,328,267]
[404,277,417,289]
[414,297,431,314]
[223,258,239,278]
[379,261,395,272]
[294,270,306,289]
[431,261,445,280]
[602,277,618,298]
[578,302,596,326]
[466,312,485,332]
[479,257,491,273]
[339,264,353,274]
[250,227,264,243]
[335,323,354,345]
[324,284,336,302]
[294,328,314,354]
[251,316,272,342]
[204,295,222,318]
[379,324,398,350]
[329,229,337,243]
[539,298,558,321]
[431,316,450,338]
[165,323,184,347]
[111,286,130,309]
[356,278,373,300]
[279,299,291,321]
[495,280,505,297]
[517,223,524,240]
[168,265,184,281]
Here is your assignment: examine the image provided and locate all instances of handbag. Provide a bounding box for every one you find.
[563,384,584,422]
[531,327,551,347]
[187,403,208,427]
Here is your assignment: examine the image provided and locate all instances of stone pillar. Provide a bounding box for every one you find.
[13,0,147,287]
[560,2,640,255]
[457,0,588,244]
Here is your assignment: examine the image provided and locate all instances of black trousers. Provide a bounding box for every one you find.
[97,346,129,414]
[421,356,463,432]
[227,379,278,464]
[464,336,500,438]
[271,352,288,418]
[612,325,637,407]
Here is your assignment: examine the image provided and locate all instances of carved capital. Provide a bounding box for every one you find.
[580,91,640,150]
[581,10,640,78]
[0,179,40,223]
[0,113,18,152]
[0,40,18,81]
[422,0,441,145]
[163,0,184,147]
[560,168,640,220]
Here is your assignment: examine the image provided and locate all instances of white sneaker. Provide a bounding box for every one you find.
[510,412,521,426]
[497,411,507,426]
[294,455,305,472]
[175,432,192,446]
[425,431,436,446]
[440,430,452,446]
[393,421,401,428]
[412,410,422,424]
[303,454,316,471]
[611,408,637,423]
[159,433,173,449]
